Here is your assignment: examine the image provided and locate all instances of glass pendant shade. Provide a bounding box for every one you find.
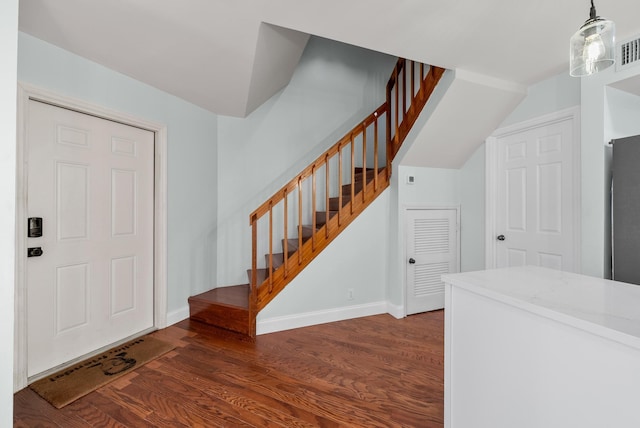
[570,17,615,76]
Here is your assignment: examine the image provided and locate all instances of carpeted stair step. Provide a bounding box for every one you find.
[300,225,319,238]
[264,252,286,271]
[354,168,379,183]
[329,195,351,211]
[342,182,365,195]
[315,210,337,226]
[282,237,310,254]
[246,268,268,284]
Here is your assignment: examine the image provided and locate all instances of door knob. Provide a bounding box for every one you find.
[497,234,505,241]
[408,258,416,264]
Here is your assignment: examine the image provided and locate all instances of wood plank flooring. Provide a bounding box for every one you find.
[14,310,444,427]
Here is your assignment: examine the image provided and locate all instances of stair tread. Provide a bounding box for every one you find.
[282,237,304,251]
[190,284,249,309]
[265,253,285,270]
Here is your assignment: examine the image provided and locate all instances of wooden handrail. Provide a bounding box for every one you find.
[249,58,446,312]
[249,103,388,222]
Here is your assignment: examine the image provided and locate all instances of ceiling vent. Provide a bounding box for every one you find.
[617,36,640,72]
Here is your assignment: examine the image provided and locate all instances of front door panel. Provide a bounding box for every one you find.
[26,100,155,377]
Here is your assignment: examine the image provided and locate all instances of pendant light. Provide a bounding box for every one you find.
[569,0,615,77]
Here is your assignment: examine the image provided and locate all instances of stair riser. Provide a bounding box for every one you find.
[189,299,251,336]
[329,197,350,211]
[280,241,299,256]
[265,253,285,271]
[315,211,337,226]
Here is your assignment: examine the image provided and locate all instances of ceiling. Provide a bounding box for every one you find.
[19,0,640,118]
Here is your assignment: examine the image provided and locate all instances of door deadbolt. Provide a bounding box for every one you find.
[28,247,43,257]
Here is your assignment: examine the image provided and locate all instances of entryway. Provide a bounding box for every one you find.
[15,85,168,390]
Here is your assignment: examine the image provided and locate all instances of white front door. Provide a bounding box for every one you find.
[491,113,577,271]
[406,208,458,315]
[26,100,155,377]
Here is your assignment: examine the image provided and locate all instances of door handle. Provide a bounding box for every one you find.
[28,247,43,257]
[408,258,416,264]
[497,235,505,241]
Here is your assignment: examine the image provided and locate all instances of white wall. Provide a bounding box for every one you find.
[17,33,219,317]
[217,36,396,285]
[1,1,18,423]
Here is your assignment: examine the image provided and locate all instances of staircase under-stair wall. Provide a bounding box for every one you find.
[189,59,446,338]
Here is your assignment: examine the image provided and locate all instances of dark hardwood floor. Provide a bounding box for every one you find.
[14,310,444,427]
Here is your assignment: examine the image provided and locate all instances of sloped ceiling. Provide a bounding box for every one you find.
[18,1,640,167]
[18,0,310,117]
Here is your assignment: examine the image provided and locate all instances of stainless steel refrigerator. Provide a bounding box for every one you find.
[612,134,640,284]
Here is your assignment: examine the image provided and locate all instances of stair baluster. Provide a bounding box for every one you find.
[189,59,445,338]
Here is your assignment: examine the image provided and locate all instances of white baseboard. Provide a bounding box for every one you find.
[165,301,405,334]
[257,301,389,335]
[386,302,405,319]
[166,305,190,327]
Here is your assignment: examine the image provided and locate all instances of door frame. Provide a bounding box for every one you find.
[14,83,168,391]
[403,205,460,316]
[485,106,581,271]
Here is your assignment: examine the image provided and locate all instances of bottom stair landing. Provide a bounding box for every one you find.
[188,284,254,337]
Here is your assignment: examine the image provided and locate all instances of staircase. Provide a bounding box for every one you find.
[189,59,445,338]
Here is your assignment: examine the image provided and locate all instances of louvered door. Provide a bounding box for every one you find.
[406,209,458,315]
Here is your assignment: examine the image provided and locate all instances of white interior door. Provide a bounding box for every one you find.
[406,208,458,315]
[493,116,576,271]
[26,100,155,378]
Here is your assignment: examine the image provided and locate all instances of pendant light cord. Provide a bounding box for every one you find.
[590,0,597,20]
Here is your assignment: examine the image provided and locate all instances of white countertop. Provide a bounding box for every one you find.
[442,266,640,350]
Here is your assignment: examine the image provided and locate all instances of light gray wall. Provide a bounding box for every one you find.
[500,71,580,128]
[258,191,390,320]
[392,166,461,307]
[17,33,219,317]
[217,36,396,286]
[460,144,485,272]
[605,86,640,140]
[1,0,18,422]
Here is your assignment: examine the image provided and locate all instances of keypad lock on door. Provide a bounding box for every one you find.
[28,217,43,257]
[28,217,43,237]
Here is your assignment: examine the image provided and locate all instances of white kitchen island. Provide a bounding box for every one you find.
[442,266,640,428]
